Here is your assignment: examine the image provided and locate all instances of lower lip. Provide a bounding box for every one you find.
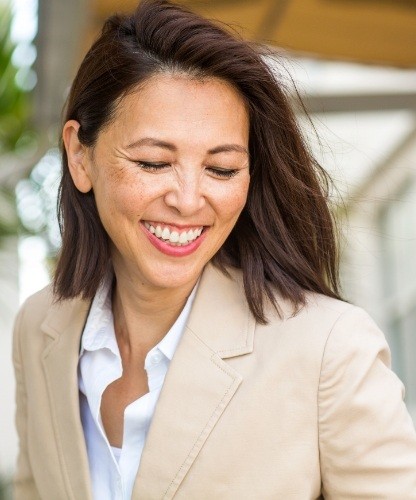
[140,223,207,257]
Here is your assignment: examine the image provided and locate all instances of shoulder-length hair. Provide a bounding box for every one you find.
[54,0,341,323]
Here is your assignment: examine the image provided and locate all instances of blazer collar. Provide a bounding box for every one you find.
[186,263,255,358]
[133,264,256,498]
[41,293,93,500]
[40,263,255,500]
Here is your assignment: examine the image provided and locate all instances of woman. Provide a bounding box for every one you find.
[13,0,416,499]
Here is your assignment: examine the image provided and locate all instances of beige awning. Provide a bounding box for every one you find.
[91,0,416,67]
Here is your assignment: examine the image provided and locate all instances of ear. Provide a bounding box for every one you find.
[62,120,93,193]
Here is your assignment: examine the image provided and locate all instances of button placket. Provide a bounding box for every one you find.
[149,350,163,365]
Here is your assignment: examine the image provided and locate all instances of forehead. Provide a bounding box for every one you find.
[102,74,249,148]
[120,73,247,112]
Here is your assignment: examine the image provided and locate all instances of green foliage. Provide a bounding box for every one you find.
[0,0,34,240]
[0,0,30,154]
[0,186,19,237]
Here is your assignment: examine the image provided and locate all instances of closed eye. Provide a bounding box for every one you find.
[206,167,239,179]
[136,161,170,171]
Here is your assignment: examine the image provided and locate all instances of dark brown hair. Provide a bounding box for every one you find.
[55,0,341,323]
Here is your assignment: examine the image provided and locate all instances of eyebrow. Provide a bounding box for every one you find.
[126,137,248,155]
[208,144,248,155]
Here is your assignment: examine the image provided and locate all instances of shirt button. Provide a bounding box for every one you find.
[150,351,163,365]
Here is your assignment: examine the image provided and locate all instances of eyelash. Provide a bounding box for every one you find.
[136,161,239,179]
[207,167,238,179]
[136,161,169,172]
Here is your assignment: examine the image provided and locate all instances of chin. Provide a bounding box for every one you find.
[140,260,206,291]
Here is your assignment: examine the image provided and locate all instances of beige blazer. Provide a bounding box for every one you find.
[13,264,416,499]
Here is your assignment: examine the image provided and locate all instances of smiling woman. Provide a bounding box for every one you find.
[12,1,416,499]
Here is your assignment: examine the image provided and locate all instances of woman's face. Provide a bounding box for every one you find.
[69,74,250,291]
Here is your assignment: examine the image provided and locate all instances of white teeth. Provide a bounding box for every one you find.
[145,223,204,245]
[179,232,188,244]
[169,231,179,243]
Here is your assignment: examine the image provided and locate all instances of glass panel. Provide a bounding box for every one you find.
[379,179,416,395]
[401,305,416,407]
[387,316,406,384]
[380,181,416,299]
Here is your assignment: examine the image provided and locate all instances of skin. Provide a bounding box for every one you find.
[63,74,250,447]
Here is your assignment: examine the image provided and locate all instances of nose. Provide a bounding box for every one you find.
[164,171,206,216]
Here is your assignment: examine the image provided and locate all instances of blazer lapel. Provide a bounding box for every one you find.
[133,264,256,499]
[41,295,93,500]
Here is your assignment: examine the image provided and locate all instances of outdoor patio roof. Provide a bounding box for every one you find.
[91,0,416,68]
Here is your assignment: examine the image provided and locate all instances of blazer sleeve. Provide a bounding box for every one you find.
[12,305,42,500]
[318,305,416,499]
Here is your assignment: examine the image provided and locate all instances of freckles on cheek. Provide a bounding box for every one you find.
[222,188,249,217]
[111,190,143,218]
[104,175,147,213]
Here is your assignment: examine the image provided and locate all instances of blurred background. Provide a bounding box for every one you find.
[1,0,416,493]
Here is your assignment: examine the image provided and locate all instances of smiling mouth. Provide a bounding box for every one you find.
[143,222,204,247]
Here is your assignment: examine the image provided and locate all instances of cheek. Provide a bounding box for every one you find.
[97,185,137,223]
[94,180,149,250]
[216,178,250,221]
[96,172,161,219]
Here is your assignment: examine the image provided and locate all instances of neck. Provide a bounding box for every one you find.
[111,264,197,358]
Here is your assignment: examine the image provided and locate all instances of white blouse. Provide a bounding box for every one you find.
[78,275,196,500]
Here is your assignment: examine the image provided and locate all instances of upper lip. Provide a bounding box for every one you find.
[142,220,206,230]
